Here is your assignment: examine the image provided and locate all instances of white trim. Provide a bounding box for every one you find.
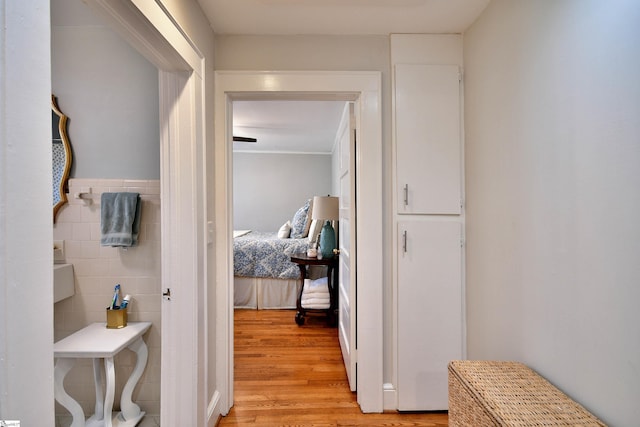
[383,383,398,411]
[232,150,334,156]
[131,0,204,75]
[207,390,222,427]
[87,0,191,73]
[215,70,384,413]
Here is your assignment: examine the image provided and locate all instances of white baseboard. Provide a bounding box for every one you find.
[383,383,397,411]
[207,390,222,427]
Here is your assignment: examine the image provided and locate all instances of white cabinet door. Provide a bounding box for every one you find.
[397,220,463,410]
[395,64,461,215]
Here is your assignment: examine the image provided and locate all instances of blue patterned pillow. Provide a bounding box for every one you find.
[290,199,312,238]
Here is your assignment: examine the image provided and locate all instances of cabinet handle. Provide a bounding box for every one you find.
[402,230,407,253]
[403,184,409,206]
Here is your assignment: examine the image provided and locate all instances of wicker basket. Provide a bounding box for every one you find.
[448,360,607,427]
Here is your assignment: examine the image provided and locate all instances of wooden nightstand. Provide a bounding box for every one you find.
[290,253,338,326]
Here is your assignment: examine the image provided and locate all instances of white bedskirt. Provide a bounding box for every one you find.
[234,276,301,309]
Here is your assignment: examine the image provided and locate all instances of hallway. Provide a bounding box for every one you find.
[218,309,449,426]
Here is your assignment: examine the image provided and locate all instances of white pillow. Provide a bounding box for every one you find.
[308,219,323,244]
[277,221,292,239]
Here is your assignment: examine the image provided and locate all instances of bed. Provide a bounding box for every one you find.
[233,230,309,309]
[233,199,324,309]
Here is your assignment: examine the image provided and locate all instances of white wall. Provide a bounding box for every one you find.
[3,0,216,423]
[0,0,54,425]
[51,0,160,179]
[464,1,640,425]
[233,152,333,231]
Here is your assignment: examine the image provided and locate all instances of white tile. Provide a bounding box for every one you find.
[79,240,100,259]
[64,240,83,259]
[53,222,73,240]
[80,204,101,223]
[71,222,92,241]
[99,178,124,187]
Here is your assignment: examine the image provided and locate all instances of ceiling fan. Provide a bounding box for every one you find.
[233,136,257,143]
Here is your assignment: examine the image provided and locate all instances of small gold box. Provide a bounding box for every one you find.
[106,308,128,329]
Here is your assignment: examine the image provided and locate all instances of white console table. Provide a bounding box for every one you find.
[54,322,152,427]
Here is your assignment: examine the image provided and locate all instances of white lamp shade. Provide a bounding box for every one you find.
[311,196,339,221]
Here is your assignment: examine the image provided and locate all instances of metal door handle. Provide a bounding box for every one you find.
[402,230,407,253]
[403,184,409,206]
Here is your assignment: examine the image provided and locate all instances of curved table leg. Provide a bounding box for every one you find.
[104,356,116,427]
[54,358,85,427]
[120,336,148,421]
[92,358,104,421]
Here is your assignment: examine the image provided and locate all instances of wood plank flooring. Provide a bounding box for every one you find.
[217,309,449,426]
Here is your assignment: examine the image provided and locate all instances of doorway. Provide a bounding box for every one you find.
[230,97,351,387]
[215,71,384,414]
[231,98,345,312]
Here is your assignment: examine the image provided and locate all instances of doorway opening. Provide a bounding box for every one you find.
[231,98,346,311]
[230,93,357,405]
[215,71,384,415]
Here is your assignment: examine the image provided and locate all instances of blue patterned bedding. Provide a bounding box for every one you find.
[234,231,309,279]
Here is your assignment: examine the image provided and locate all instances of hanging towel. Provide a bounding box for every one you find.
[100,192,142,247]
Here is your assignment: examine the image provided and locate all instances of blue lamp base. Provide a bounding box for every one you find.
[319,220,336,258]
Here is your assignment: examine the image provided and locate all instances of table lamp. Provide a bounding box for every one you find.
[312,196,339,258]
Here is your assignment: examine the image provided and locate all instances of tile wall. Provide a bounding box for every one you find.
[53,178,161,417]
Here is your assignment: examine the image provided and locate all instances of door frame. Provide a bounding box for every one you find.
[214,71,384,413]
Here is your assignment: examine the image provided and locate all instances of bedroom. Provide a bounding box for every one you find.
[232,99,348,311]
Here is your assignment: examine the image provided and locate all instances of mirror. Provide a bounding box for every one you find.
[52,95,73,223]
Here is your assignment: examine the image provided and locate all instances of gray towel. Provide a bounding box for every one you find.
[100,192,142,247]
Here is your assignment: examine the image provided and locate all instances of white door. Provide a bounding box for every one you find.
[338,102,357,391]
[160,70,207,425]
[397,220,463,410]
[395,64,461,215]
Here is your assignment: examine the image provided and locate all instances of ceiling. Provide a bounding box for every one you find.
[197,0,490,36]
[233,100,347,154]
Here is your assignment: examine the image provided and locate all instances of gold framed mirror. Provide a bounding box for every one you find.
[52,95,73,223]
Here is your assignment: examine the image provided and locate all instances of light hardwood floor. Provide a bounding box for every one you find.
[217,309,449,426]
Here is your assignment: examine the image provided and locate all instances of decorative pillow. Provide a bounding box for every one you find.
[277,221,292,239]
[308,219,323,244]
[290,199,312,238]
[303,198,314,237]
